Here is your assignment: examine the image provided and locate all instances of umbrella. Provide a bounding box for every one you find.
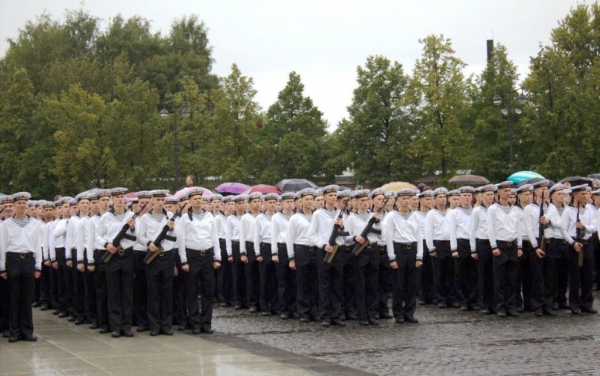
[215,182,251,195]
[559,176,593,187]
[124,191,138,199]
[242,184,281,195]
[507,171,544,185]
[276,179,317,192]
[449,174,489,185]
[381,182,417,192]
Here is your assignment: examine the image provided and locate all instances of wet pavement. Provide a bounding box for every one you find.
[2,296,600,375]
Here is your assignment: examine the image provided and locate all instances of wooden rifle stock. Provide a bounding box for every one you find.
[102,203,149,263]
[352,197,391,257]
[144,207,184,265]
[576,205,583,267]
[538,192,546,252]
[324,201,349,264]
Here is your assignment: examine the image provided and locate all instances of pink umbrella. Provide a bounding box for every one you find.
[241,184,281,195]
[215,182,251,194]
[125,192,138,199]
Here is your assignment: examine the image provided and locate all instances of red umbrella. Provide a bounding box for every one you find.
[125,192,138,199]
[242,184,281,195]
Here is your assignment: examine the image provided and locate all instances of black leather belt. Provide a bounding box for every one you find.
[394,242,417,250]
[8,252,33,259]
[295,244,316,252]
[497,240,517,247]
[186,247,213,257]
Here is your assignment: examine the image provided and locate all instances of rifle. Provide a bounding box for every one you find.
[538,191,546,253]
[323,201,349,264]
[143,207,184,265]
[576,204,583,267]
[352,197,391,256]
[101,203,148,263]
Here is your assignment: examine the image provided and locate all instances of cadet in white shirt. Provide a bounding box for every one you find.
[178,187,222,334]
[488,181,523,317]
[470,184,495,314]
[425,187,457,308]
[0,192,42,342]
[255,193,279,316]
[384,189,423,324]
[513,184,534,314]
[415,190,434,306]
[53,197,73,319]
[239,192,263,313]
[286,189,319,323]
[0,196,14,338]
[271,192,297,319]
[448,186,478,311]
[226,195,247,310]
[66,198,86,324]
[214,195,233,307]
[131,191,151,332]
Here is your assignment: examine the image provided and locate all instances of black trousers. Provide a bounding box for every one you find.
[217,238,233,305]
[342,251,356,315]
[173,253,189,327]
[454,239,478,308]
[592,233,600,286]
[569,240,594,310]
[354,244,379,321]
[147,250,174,333]
[378,245,392,314]
[55,247,72,313]
[391,242,418,319]
[184,248,215,330]
[93,250,110,331]
[0,273,9,333]
[317,246,344,321]
[432,240,456,304]
[530,238,555,311]
[516,241,533,310]
[49,266,60,312]
[133,251,148,328]
[295,245,319,320]
[82,253,97,324]
[6,253,35,338]
[544,239,565,308]
[259,243,278,313]
[106,247,134,333]
[39,260,52,307]
[276,244,297,315]
[476,239,495,311]
[555,240,569,306]
[245,242,260,309]
[71,249,85,320]
[493,240,519,312]
[231,241,247,307]
[418,240,435,303]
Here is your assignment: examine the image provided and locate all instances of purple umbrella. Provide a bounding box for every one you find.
[215,182,251,194]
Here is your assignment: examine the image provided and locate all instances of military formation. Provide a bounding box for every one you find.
[1,178,599,343]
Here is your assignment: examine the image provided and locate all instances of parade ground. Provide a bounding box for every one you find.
[1,296,599,376]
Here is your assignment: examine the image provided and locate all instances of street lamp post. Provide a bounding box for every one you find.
[160,105,191,191]
[493,89,527,174]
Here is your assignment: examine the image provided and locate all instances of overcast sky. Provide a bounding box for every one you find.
[0,0,587,129]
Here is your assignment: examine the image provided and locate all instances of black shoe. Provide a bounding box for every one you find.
[340,312,347,321]
[75,319,85,325]
[559,303,570,310]
[395,317,405,324]
[192,328,201,334]
[322,320,331,328]
[544,309,557,316]
[535,309,544,317]
[405,316,419,324]
[234,305,243,310]
[99,328,109,334]
[149,331,159,336]
[368,318,379,326]
[178,325,189,332]
[331,319,346,327]
[300,317,310,323]
[497,310,507,317]
[68,316,76,322]
[582,307,598,314]
[122,331,134,337]
[89,323,98,330]
[418,300,426,305]
[261,311,272,316]
[52,310,60,315]
[280,312,290,320]
[200,327,213,334]
[32,302,40,308]
[437,302,447,309]
[460,305,469,311]
[449,302,460,309]
[358,320,369,326]
[380,311,393,319]
[58,312,68,318]
[111,331,121,338]
[21,334,38,342]
[136,326,147,333]
[40,304,49,311]
[480,308,492,315]
[552,301,559,310]
[293,312,301,319]
[516,306,524,313]
[249,306,258,313]
[507,310,520,317]
[571,308,581,315]
[346,312,357,320]
[162,330,174,336]
[8,336,19,343]
[220,302,228,307]
[2,331,10,338]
